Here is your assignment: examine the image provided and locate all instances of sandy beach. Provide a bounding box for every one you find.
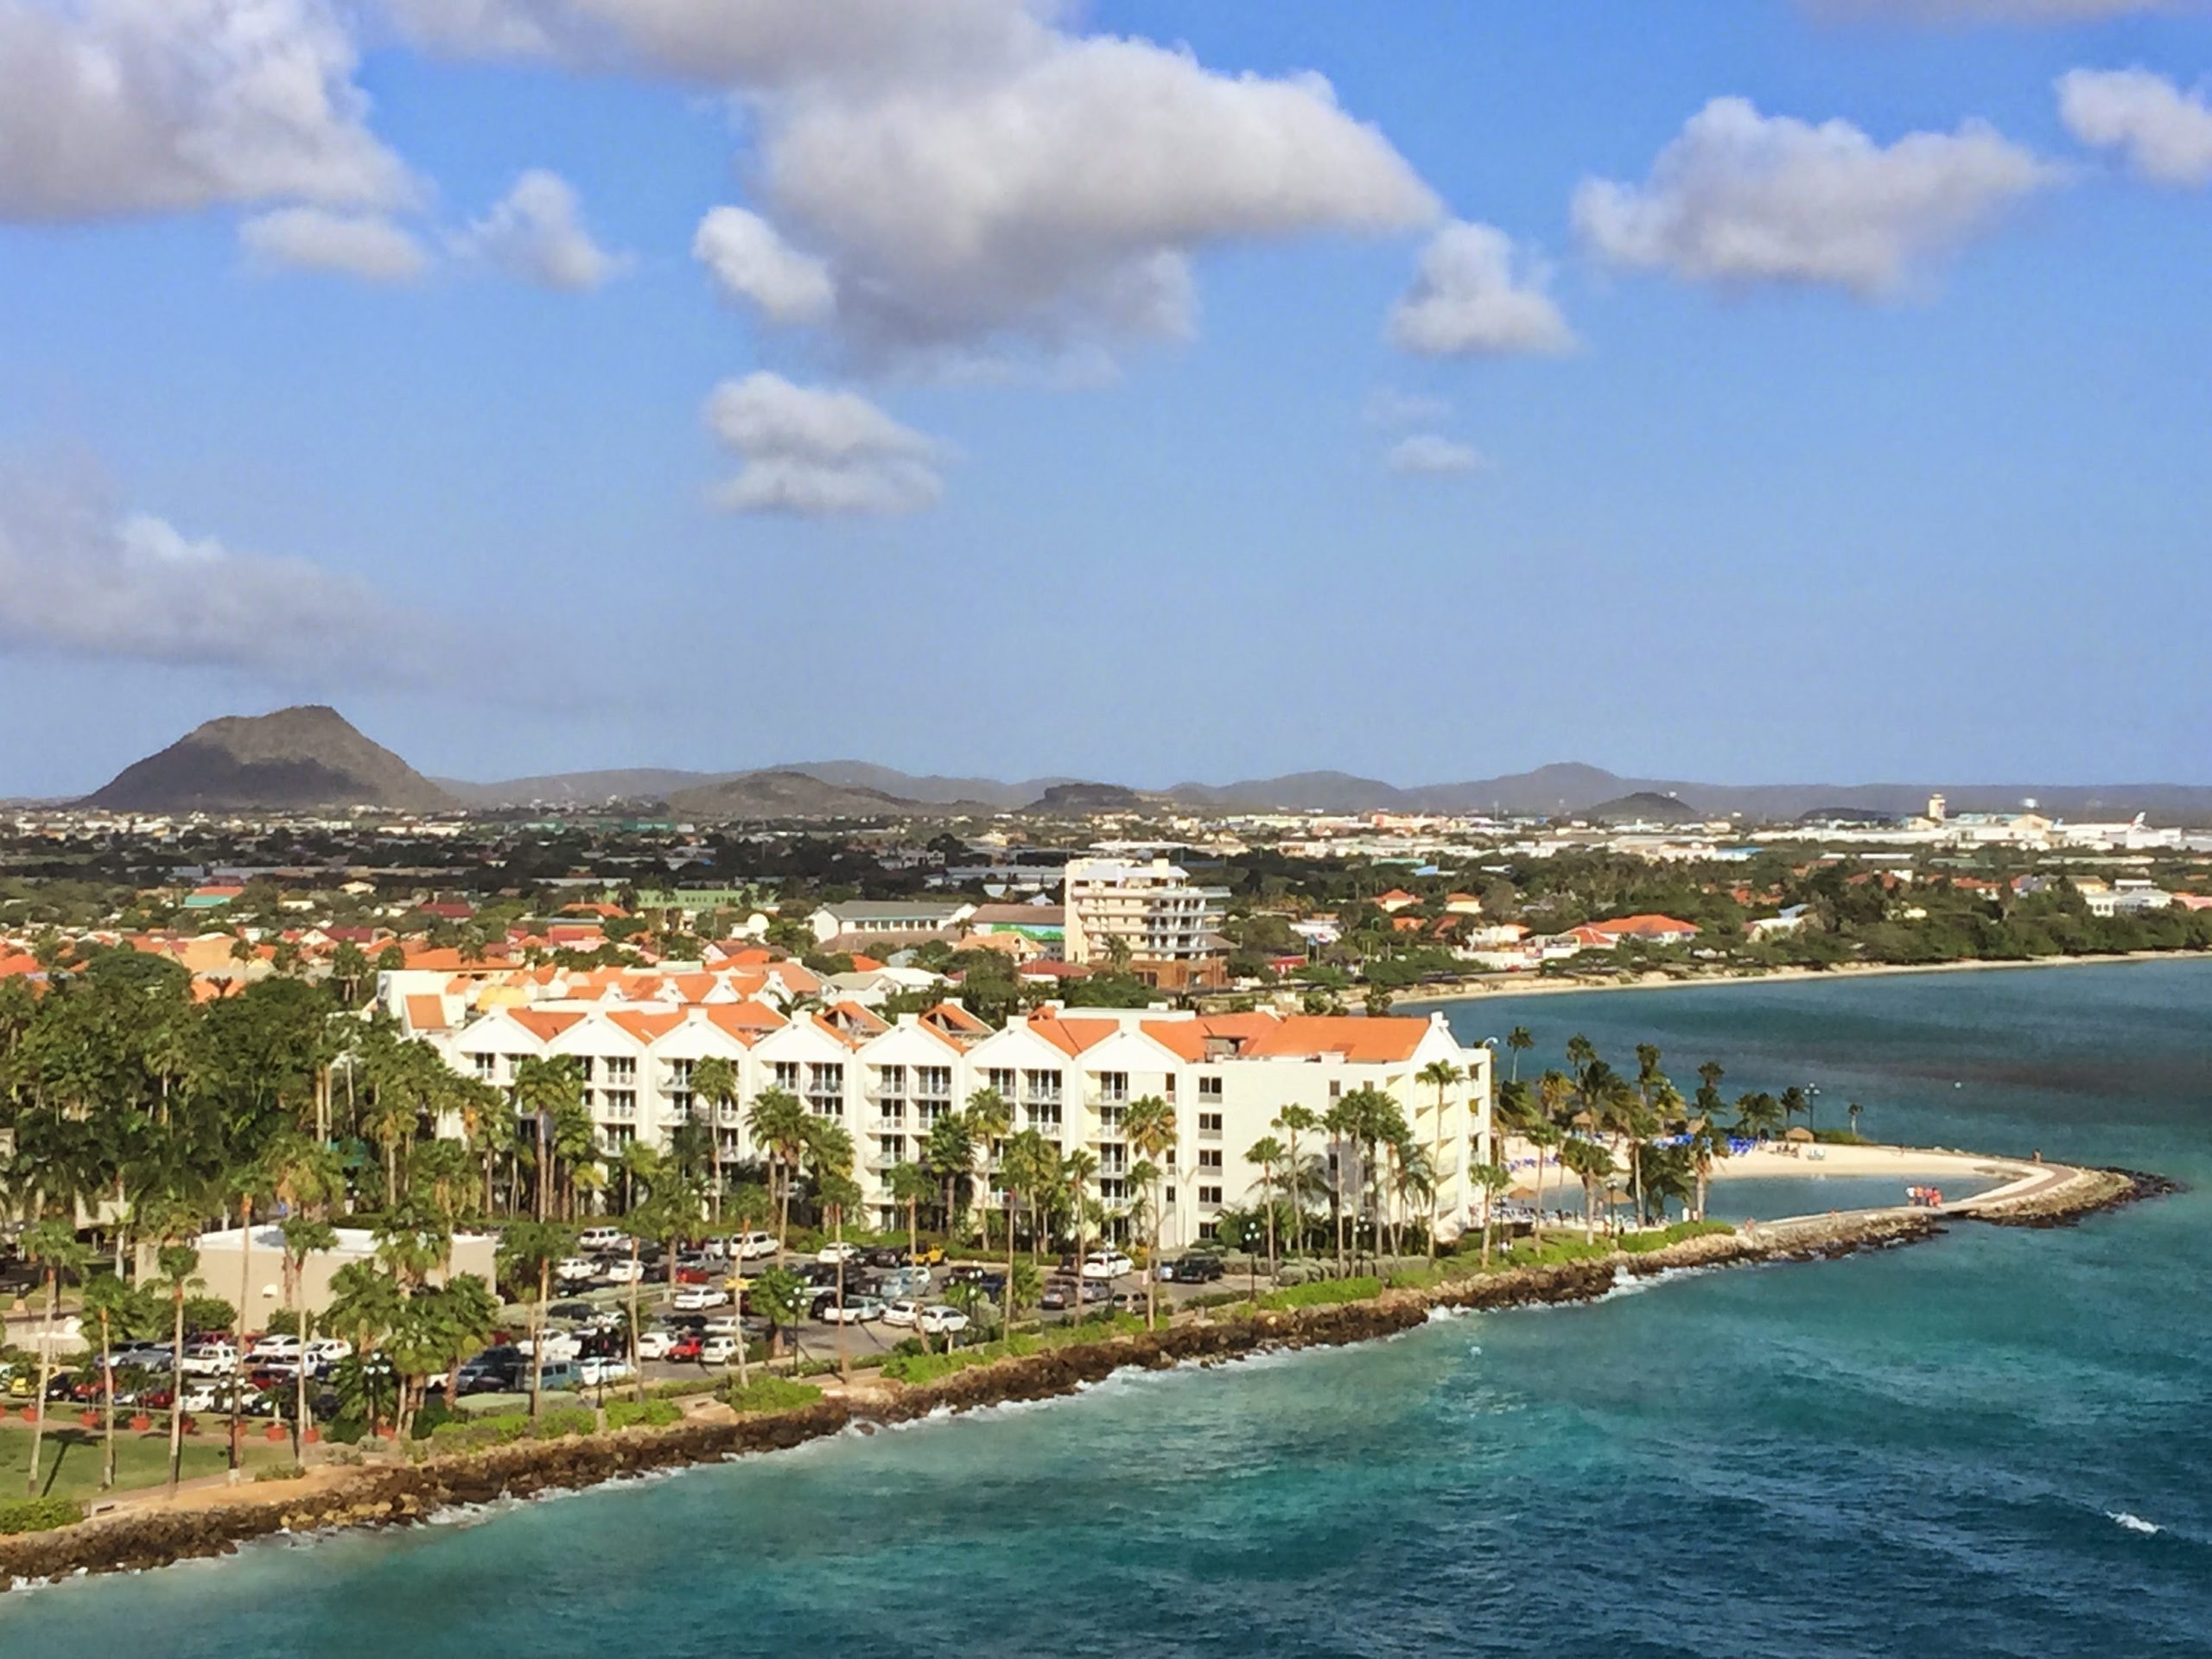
[1401,949,2201,1007]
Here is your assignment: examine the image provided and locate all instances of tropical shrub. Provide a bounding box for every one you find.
[532,1408,595,1440]
[719,1376,822,1414]
[0,1497,81,1535]
[1257,1277,1384,1310]
[604,1398,682,1430]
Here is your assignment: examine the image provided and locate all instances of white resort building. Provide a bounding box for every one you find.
[391,964,1491,1249]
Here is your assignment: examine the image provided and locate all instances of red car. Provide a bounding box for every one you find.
[664,1334,704,1362]
[674,1264,713,1285]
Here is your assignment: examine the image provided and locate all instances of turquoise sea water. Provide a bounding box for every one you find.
[6,960,2208,1657]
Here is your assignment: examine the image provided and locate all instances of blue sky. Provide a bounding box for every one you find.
[2,1,2209,795]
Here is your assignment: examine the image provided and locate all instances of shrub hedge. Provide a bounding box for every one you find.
[0,1497,83,1535]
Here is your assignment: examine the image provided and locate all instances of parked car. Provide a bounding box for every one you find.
[534,1361,588,1393]
[665,1334,704,1363]
[554,1257,598,1285]
[548,1301,598,1323]
[701,1313,744,1338]
[1081,1251,1135,1281]
[916,1305,969,1337]
[517,1331,582,1363]
[596,1258,645,1285]
[576,1226,628,1253]
[247,1334,302,1362]
[673,1258,716,1285]
[1164,1255,1225,1283]
[821,1296,885,1325]
[305,1338,353,1369]
[877,1267,933,1300]
[732,1231,779,1262]
[817,1241,862,1265]
[180,1341,238,1376]
[902,1243,948,1267]
[861,1247,906,1270]
[672,1285,731,1311]
[635,1329,677,1362]
[699,1335,739,1366]
[880,1299,925,1327]
[576,1356,634,1388]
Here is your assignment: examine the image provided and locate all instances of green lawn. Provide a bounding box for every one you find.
[0,1420,297,1501]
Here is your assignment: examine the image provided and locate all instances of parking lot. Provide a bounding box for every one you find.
[511,1246,1258,1392]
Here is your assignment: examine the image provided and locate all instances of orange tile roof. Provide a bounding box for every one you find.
[404,995,450,1033]
[509,1008,588,1043]
[1244,1014,1427,1065]
[924,1001,988,1033]
[704,1002,788,1042]
[1026,1016,1118,1057]
[610,1009,686,1044]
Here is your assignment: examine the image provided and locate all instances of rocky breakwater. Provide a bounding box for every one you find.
[1964,1164,2182,1229]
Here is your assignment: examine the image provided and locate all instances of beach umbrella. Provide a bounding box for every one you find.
[1784,1127,1815,1143]
[1570,1110,1597,1129]
[1605,1187,1634,1205]
[1508,1184,1539,1202]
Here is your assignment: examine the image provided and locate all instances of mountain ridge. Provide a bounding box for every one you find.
[81,707,454,814]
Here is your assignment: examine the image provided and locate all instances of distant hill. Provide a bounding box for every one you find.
[435,768,731,808]
[666,770,995,821]
[82,707,453,814]
[1025,782,1151,814]
[1581,791,1703,825]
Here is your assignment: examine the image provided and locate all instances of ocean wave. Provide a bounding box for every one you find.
[2107,1510,2162,1535]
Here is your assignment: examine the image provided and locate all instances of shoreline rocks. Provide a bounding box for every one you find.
[0,1163,2167,1592]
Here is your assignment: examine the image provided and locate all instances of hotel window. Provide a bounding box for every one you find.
[772,1062,800,1090]
[605,1056,637,1084]
[987,1068,1017,1096]
[918,1066,953,1098]
[1164,1185,1176,1205]
[1198,1112,1223,1136]
[472,1052,497,1082]
[1198,1149,1222,1171]
[603,1090,637,1121]
[880,1135,904,1162]
[575,1056,597,1082]
[1198,1077,1223,1103]
[1198,1185,1222,1206]
[1096,1071,1128,1103]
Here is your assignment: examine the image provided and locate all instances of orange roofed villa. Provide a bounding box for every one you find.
[404,980,1490,1249]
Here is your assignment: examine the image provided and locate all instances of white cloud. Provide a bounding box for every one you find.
[0,476,423,679]
[378,0,1437,363]
[1386,435,1490,477]
[239,207,430,283]
[1388,221,1577,357]
[1363,389,1453,428]
[694,207,837,324]
[2058,68,2212,186]
[461,169,628,291]
[1573,97,2058,296]
[702,372,945,518]
[0,0,412,220]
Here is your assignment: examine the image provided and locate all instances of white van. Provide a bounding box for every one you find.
[577,1226,626,1253]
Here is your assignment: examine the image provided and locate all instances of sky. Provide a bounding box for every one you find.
[3,0,2210,796]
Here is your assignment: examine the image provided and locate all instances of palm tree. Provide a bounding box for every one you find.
[1059,1147,1097,1303]
[512,1055,584,1220]
[78,1272,134,1491]
[1558,1137,1616,1243]
[925,1113,976,1243]
[1415,1059,1464,1258]
[20,1219,87,1497]
[142,1220,204,1493]
[1122,1094,1176,1328]
[963,1088,1013,1251]
[1272,1104,1318,1257]
[1847,1101,1864,1140]
[747,1087,810,1265]
[1320,1099,1355,1274]
[886,1160,935,1261]
[1243,1135,1285,1292]
[1505,1025,1534,1083]
[817,1170,862,1384]
[1471,1161,1510,1265]
[496,1220,571,1419]
[277,1215,337,1452]
[688,1055,740,1214]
